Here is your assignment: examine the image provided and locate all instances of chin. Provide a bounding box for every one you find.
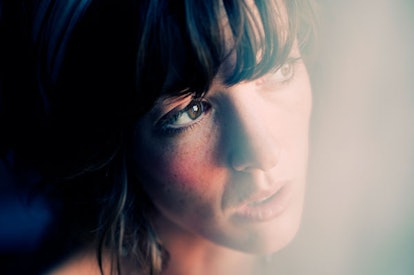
[248,217,301,255]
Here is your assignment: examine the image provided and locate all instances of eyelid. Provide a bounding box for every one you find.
[149,94,194,125]
[154,98,211,136]
[257,57,302,87]
[271,57,301,76]
[158,98,206,125]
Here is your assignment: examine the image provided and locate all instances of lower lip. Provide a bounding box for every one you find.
[233,184,292,223]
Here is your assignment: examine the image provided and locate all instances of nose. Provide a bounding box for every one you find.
[225,89,280,172]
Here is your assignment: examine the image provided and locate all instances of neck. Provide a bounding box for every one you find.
[155,217,265,275]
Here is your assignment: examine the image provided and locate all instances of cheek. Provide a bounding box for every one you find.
[151,139,210,186]
[133,128,221,219]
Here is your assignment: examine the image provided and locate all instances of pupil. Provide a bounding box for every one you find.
[188,102,202,119]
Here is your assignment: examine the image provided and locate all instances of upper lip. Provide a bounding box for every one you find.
[242,180,289,206]
[245,189,280,206]
[228,179,290,210]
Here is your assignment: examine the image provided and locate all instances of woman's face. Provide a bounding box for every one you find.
[132,37,312,254]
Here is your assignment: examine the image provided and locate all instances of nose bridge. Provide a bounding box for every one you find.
[225,86,280,172]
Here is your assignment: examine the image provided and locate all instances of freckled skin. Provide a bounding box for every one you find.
[132,50,312,256]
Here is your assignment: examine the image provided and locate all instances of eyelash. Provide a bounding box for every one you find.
[155,99,212,136]
[261,58,300,87]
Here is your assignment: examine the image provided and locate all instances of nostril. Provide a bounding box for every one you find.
[230,151,249,172]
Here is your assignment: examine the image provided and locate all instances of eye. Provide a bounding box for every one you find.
[272,62,295,83]
[257,59,298,88]
[156,99,211,135]
[174,100,205,125]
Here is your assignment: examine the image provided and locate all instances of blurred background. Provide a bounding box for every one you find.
[271,0,414,274]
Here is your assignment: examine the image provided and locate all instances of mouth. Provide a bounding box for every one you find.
[233,181,292,223]
[248,191,280,206]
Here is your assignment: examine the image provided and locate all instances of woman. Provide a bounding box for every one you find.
[1,0,317,274]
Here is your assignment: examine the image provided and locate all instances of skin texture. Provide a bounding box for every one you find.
[132,42,312,274]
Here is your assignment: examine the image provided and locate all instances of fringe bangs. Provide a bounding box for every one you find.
[136,0,313,103]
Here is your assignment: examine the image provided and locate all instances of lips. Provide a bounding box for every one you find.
[232,181,292,222]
